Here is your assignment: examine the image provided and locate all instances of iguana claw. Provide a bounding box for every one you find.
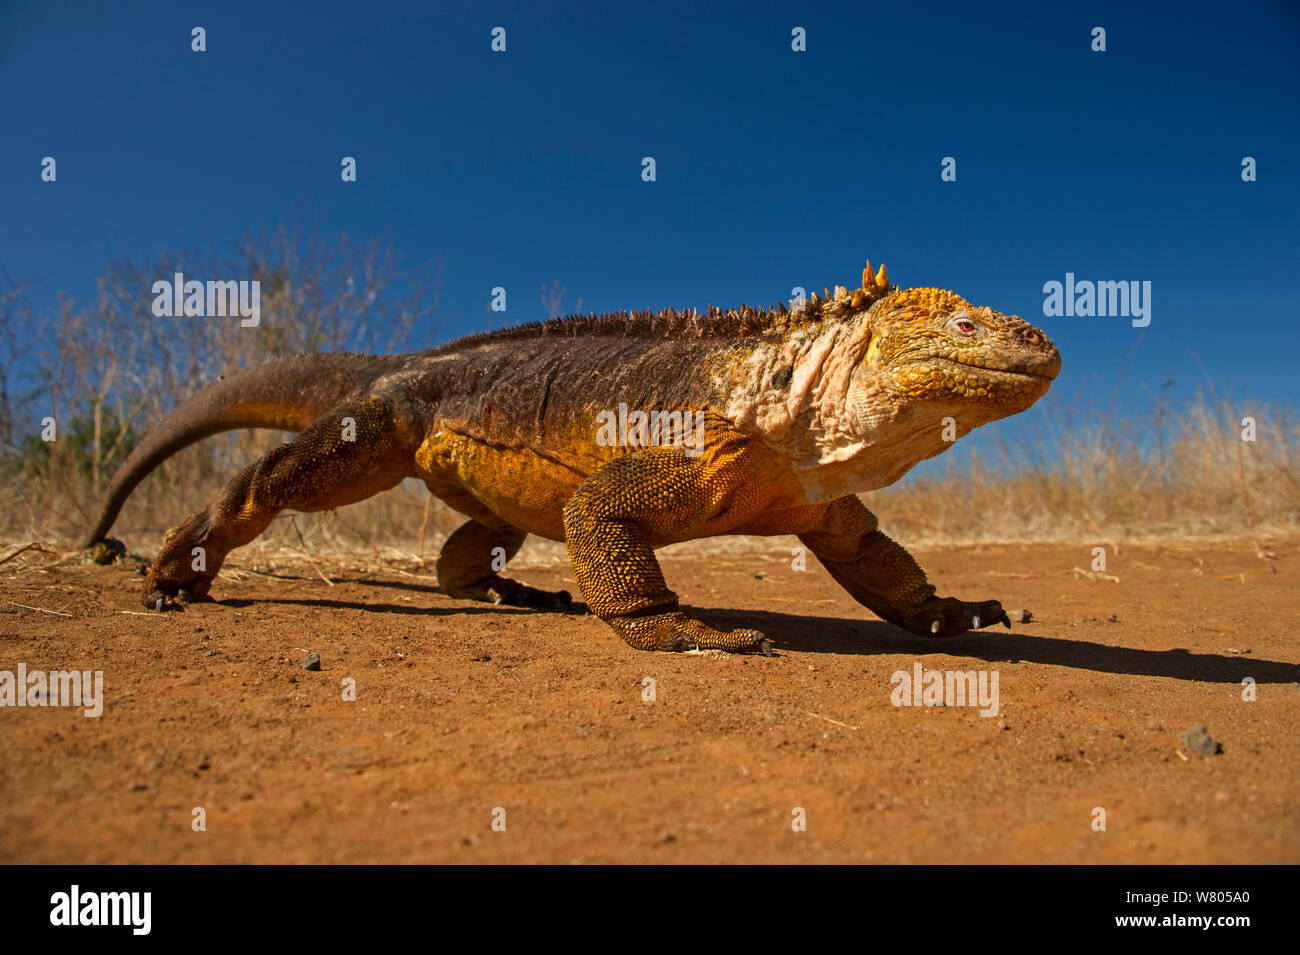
[906,597,1010,639]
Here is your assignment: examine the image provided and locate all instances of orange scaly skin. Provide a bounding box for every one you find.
[85,260,1061,653]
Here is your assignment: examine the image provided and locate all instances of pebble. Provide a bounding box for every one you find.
[302,652,321,671]
[1178,724,1222,756]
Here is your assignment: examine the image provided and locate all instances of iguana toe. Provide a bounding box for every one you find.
[485,581,573,610]
[906,597,1008,638]
[143,574,213,612]
[143,588,181,612]
[607,610,770,653]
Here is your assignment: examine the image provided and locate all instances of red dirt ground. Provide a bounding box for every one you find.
[1,537,1297,863]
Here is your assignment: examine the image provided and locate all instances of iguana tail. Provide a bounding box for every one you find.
[82,352,408,547]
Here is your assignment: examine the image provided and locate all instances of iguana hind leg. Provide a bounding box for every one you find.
[436,518,571,609]
[143,395,413,609]
[562,449,771,654]
[798,496,1010,637]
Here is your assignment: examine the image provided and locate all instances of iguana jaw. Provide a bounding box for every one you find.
[893,355,1057,410]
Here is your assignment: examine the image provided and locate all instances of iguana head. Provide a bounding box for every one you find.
[720,261,1061,501]
[858,278,1060,416]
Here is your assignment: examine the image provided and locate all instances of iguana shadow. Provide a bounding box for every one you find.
[212,578,1298,684]
[214,575,527,616]
[697,606,1300,685]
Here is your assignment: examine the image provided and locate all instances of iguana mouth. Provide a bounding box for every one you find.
[923,357,1060,382]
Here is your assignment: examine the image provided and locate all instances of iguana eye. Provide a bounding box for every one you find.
[948,315,979,336]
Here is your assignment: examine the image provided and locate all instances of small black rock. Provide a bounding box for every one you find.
[302,652,321,671]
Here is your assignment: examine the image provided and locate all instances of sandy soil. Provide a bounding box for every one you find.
[1,536,1297,864]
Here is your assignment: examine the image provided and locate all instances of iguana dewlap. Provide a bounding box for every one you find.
[85,261,1060,653]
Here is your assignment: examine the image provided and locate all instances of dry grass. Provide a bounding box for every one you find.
[0,222,444,551]
[1,224,1295,561]
[864,394,1298,547]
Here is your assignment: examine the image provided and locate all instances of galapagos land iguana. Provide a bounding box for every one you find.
[84,261,1061,654]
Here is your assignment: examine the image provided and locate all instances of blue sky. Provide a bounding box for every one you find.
[2,0,1298,428]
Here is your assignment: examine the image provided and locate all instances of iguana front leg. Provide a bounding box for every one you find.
[798,496,1011,637]
[436,518,571,609]
[563,449,771,654]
